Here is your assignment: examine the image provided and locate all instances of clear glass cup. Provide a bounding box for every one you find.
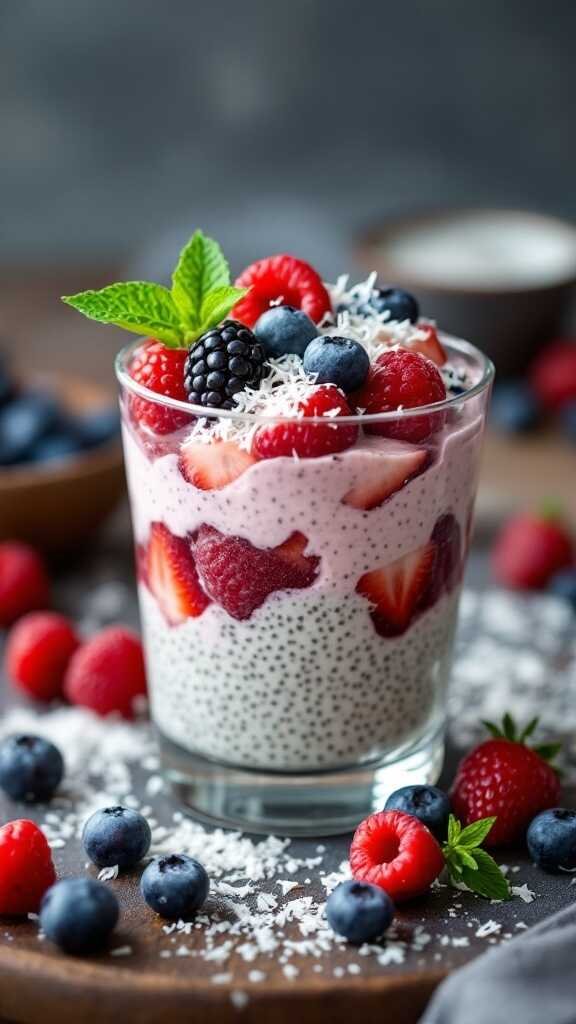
[116,336,493,835]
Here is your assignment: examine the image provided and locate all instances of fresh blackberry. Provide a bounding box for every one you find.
[184,320,266,410]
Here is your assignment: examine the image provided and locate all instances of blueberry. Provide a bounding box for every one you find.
[0,392,60,465]
[527,808,576,873]
[326,880,394,944]
[490,382,540,434]
[302,335,370,393]
[74,407,121,449]
[82,806,152,870]
[366,287,419,323]
[0,361,14,408]
[0,734,64,802]
[384,785,451,840]
[254,305,318,359]
[40,878,119,955]
[31,432,81,464]
[548,569,576,610]
[560,401,576,443]
[140,853,209,919]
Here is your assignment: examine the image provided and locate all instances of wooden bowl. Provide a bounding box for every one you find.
[0,375,125,554]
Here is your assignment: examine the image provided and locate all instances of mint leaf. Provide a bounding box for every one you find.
[447,814,461,846]
[62,282,183,346]
[171,230,230,327]
[197,286,248,335]
[457,816,496,849]
[460,849,510,901]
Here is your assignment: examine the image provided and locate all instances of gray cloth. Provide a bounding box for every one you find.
[421,904,576,1024]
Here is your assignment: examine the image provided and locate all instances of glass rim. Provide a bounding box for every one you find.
[115,334,494,425]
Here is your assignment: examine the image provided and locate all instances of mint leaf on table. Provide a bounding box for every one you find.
[457,817,497,849]
[459,849,511,901]
[62,282,183,346]
[442,814,510,900]
[171,230,231,328]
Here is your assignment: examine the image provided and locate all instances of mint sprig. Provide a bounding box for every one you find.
[443,814,510,901]
[62,229,249,349]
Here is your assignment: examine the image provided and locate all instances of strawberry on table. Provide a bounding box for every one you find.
[492,507,574,590]
[356,541,435,636]
[529,340,576,409]
[353,349,447,444]
[252,384,358,460]
[145,522,210,625]
[179,439,258,490]
[232,254,330,327]
[0,820,56,915]
[451,715,561,847]
[342,440,429,510]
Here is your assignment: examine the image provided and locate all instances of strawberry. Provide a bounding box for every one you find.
[5,612,80,702]
[128,340,189,435]
[353,349,446,444]
[529,340,576,409]
[179,439,258,490]
[417,513,462,612]
[252,385,358,460]
[356,541,435,636]
[492,509,574,590]
[342,440,428,510]
[403,323,447,367]
[232,254,330,328]
[64,626,147,720]
[0,542,50,627]
[192,526,319,621]
[451,715,561,847]
[350,810,445,902]
[0,819,57,915]
[145,522,210,625]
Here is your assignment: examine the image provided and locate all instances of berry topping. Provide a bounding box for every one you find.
[530,340,576,409]
[450,715,561,846]
[128,340,189,435]
[40,878,119,955]
[193,526,319,621]
[302,335,370,394]
[548,567,576,609]
[490,382,540,434]
[404,324,447,367]
[0,819,56,915]
[5,612,80,703]
[64,626,147,720]
[326,880,394,944]
[342,440,428,511]
[350,810,444,902]
[183,320,266,410]
[356,540,435,637]
[527,808,576,873]
[0,542,50,628]
[384,786,451,841]
[492,509,574,590]
[353,349,446,443]
[141,854,209,920]
[144,522,210,626]
[364,287,419,323]
[82,806,152,870]
[0,735,64,803]
[252,384,358,460]
[179,438,257,491]
[232,254,330,327]
[254,304,318,358]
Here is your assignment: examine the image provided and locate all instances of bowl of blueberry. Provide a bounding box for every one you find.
[0,354,125,552]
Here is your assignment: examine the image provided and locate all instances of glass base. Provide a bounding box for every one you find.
[159,723,445,837]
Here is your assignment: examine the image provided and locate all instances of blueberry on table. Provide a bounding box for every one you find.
[548,569,576,610]
[253,304,319,358]
[82,806,152,870]
[384,785,451,840]
[326,880,394,943]
[0,734,64,802]
[490,382,540,434]
[302,335,370,393]
[0,392,60,465]
[365,287,419,323]
[527,808,576,872]
[40,878,119,955]
[141,854,209,919]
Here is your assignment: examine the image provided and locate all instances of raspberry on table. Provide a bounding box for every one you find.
[128,340,189,435]
[0,734,64,803]
[349,810,445,902]
[82,805,151,870]
[5,611,80,702]
[64,626,147,719]
[353,349,447,444]
[0,542,50,627]
[0,819,56,915]
[252,384,358,460]
[40,878,119,955]
[232,254,331,327]
[141,853,209,919]
[183,320,266,409]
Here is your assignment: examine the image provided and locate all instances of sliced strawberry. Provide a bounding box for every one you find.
[232,254,330,327]
[356,542,435,636]
[252,384,358,459]
[342,441,429,510]
[179,439,258,490]
[404,324,447,367]
[145,523,210,625]
[192,526,319,621]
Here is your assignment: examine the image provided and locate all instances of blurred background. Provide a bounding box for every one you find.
[1,0,575,549]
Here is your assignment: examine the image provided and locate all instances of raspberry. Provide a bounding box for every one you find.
[350,810,444,902]
[252,385,358,459]
[0,819,56,914]
[530,340,576,409]
[5,612,80,702]
[232,254,330,327]
[492,511,574,590]
[353,349,446,443]
[0,542,50,627]
[64,626,147,719]
[183,320,266,409]
[451,717,561,846]
[128,340,189,435]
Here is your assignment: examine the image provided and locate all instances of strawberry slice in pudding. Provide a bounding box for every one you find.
[357,542,435,637]
[342,440,429,511]
[179,439,258,490]
[145,523,210,626]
